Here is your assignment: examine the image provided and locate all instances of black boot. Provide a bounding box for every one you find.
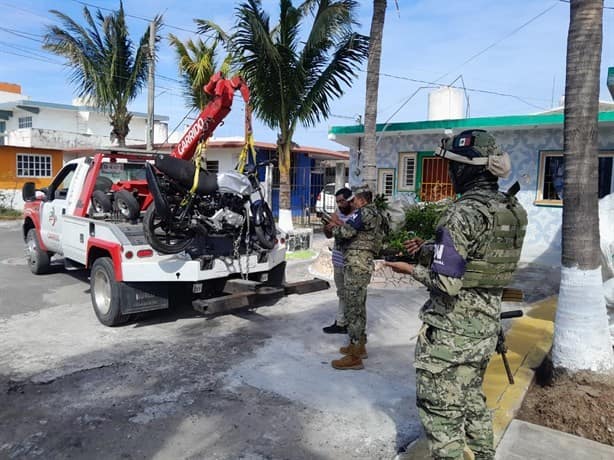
[323,321,348,334]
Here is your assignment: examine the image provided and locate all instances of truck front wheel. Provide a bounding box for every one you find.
[26,229,50,274]
[90,257,130,326]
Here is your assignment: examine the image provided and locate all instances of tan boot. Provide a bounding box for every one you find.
[331,349,364,370]
[339,339,368,359]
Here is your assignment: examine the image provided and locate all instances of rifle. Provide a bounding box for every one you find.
[498,309,523,384]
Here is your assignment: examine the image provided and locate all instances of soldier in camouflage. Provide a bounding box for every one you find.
[327,187,384,370]
[386,130,527,460]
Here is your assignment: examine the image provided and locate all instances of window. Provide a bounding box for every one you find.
[377,168,395,198]
[205,160,219,173]
[537,151,614,204]
[397,152,417,191]
[0,121,5,146]
[17,154,52,178]
[18,116,32,129]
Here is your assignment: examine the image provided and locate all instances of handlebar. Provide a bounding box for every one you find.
[500,310,523,319]
[257,159,277,168]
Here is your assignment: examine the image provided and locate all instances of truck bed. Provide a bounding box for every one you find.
[114,221,148,246]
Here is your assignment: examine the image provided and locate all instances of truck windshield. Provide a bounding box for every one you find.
[100,163,147,181]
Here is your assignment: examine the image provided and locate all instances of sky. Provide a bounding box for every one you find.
[1,0,614,151]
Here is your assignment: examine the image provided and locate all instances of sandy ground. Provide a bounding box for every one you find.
[0,222,427,460]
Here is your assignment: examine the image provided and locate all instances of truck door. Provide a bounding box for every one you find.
[40,163,78,254]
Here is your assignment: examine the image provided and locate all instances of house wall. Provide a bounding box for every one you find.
[349,126,614,265]
[4,106,168,148]
[0,146,64,209]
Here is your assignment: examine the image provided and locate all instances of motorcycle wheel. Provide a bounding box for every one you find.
[254,202,277,250]
[143,205,195,254]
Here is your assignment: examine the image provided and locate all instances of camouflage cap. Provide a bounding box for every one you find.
[351,185,372,197]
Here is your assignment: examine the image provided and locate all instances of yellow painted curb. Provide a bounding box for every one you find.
[484,296,557,445]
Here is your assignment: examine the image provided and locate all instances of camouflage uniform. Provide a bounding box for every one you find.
[411,189,521,460]
[332,202,383,343]
[332,210,352,327]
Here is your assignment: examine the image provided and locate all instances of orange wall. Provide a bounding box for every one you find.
[0,146,64,188]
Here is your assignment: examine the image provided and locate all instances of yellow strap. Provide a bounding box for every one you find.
[181,139,207,206]
[236,132,257,174]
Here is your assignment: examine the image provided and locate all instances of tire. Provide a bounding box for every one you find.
[143,205,194,254]
[91,190,112,214]
[94,176,113,192]
[90,257,130,326]
[113,189,141,220]
[26,229,50,274]
[254,202,277,250]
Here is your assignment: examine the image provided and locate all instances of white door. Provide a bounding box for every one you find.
[40,165,77,254]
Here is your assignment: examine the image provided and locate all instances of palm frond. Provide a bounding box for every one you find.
[43,3,153,144]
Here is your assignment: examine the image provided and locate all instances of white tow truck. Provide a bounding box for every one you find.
[21,74,328,326]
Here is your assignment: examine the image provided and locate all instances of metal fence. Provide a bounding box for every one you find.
[265,165,344,227]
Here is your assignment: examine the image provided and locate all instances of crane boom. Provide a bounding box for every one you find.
[171,73,250,161]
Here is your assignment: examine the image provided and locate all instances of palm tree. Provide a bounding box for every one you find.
[552,0,613,373]
[43,2,161,146]
[228,0,368,229]
[168,34,232,110]
[362,0,387,192]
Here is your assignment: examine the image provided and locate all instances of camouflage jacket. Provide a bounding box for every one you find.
[332,202,384,255]
[411,188,506,339]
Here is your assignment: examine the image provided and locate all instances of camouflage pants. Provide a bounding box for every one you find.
[414,325,498,460]
[343,250,374,343]
[333,265,347,326]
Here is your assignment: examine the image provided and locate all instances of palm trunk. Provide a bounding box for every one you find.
[552,0,613,372]
[362,0,386,192]
[277,140,293,232]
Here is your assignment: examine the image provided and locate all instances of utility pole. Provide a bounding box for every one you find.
[146,20,156,150]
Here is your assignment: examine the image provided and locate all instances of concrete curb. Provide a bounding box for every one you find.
[485,296,557,445]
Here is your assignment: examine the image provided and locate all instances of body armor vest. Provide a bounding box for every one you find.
[458,188,528,288]
[346,203,384,254]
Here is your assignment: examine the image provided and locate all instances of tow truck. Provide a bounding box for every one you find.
[21,74,328,326]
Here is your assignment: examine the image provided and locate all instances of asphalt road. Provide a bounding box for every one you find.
[0,220,425,460]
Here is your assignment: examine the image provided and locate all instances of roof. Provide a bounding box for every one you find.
[328,111,614,139]
[0,99,169,121]
[144,139,349,161]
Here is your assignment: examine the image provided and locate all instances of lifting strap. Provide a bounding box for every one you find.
[181,138,207,206]
[236,132,257,174]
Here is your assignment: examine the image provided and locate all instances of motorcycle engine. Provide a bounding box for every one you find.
[204,193,246,232]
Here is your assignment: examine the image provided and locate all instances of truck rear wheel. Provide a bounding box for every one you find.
[26,229,50,274]
[90,257,131,326]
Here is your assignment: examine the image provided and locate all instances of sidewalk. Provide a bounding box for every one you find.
[308,239,614,459]
[397,294,614,459]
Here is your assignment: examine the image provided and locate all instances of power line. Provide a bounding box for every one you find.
[434,2,560,83]
[362,69,549,110]
[70,0,218,40]
[0,26,186,90]
[0,26,43,42]
[0,48,59,64]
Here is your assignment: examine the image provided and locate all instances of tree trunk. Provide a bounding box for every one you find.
[362,0,386,192]
[277,140,293,232]
[552,0,613,373]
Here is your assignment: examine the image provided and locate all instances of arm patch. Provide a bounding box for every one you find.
[347,209,363,230]
[431,227,466,278]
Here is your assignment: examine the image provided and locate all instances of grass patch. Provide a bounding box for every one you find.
[0,208,22,219]
[285,249,316,260]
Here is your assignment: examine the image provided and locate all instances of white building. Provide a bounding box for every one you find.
[0,82,169,150]
[0,82,169,209]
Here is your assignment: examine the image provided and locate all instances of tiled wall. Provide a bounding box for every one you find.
[348,126,614,265]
